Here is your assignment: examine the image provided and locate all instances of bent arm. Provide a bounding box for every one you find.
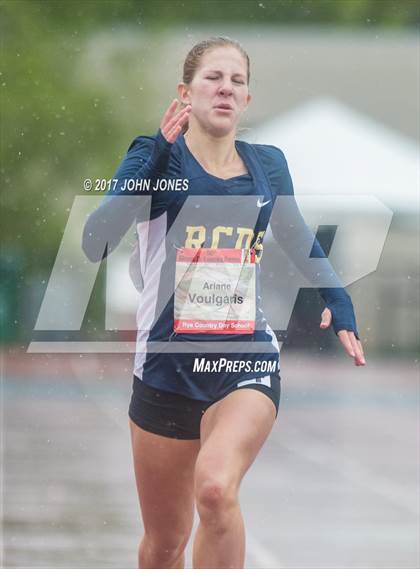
[267,148,359,338]
[82,129,172,262]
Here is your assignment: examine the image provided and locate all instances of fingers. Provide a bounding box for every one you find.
[350,334,366,366]
[337,330,355,358]
[338,330,366,366]
[162,106,191,143]
[165,108,190,142]
[320,308,332,330]
[160,99,192,143]
[161,98,178,126]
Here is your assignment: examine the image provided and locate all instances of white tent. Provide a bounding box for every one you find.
[244,97,419,213]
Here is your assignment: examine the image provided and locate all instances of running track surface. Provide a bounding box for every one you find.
[2,352,419,568]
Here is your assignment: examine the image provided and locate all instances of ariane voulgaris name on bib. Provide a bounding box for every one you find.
[174,248,257,334]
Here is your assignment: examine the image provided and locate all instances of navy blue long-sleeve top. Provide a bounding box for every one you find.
[82,130,359,400]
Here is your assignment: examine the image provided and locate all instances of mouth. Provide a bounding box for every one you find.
[214,103,233,112]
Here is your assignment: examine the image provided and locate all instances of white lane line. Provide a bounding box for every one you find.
[247,532,284,569]
[281,433,418,517]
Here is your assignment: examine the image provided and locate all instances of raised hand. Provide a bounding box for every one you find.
[160,99,192,143]
[320,307,366,366]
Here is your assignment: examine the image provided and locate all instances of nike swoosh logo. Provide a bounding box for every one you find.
[257,199,271,208]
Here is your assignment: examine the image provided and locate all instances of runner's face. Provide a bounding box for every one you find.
[185,47,250,136]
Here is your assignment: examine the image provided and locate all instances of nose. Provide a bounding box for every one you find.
[218,79,233,96]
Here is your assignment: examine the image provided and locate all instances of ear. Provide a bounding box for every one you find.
[177,82,190,105]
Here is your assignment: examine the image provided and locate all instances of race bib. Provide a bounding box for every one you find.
[174,248,256,334]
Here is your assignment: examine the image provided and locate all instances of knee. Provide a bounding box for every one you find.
[195,478,237,533]
[139,531,189,567]
[196,479,232,511]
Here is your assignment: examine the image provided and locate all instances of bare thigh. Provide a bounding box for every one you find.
[197,389,277,493]
[129,419,201,541]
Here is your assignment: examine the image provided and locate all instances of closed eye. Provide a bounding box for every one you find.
[206,76,245,84]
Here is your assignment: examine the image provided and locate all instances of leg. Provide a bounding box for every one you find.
[129,419,201,569]
[193,389,276,569]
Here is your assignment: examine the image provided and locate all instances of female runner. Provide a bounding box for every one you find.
[83,36,366,569]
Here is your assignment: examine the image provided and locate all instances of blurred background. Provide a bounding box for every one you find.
[1,1,419,568]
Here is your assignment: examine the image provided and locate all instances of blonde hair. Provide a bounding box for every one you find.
[180,36,250,134]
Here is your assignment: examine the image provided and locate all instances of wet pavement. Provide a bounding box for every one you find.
[3,352,419,568]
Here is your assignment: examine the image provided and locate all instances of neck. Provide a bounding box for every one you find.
[183,123,238,171]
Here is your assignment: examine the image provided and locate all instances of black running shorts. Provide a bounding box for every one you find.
[128,373,281,440]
